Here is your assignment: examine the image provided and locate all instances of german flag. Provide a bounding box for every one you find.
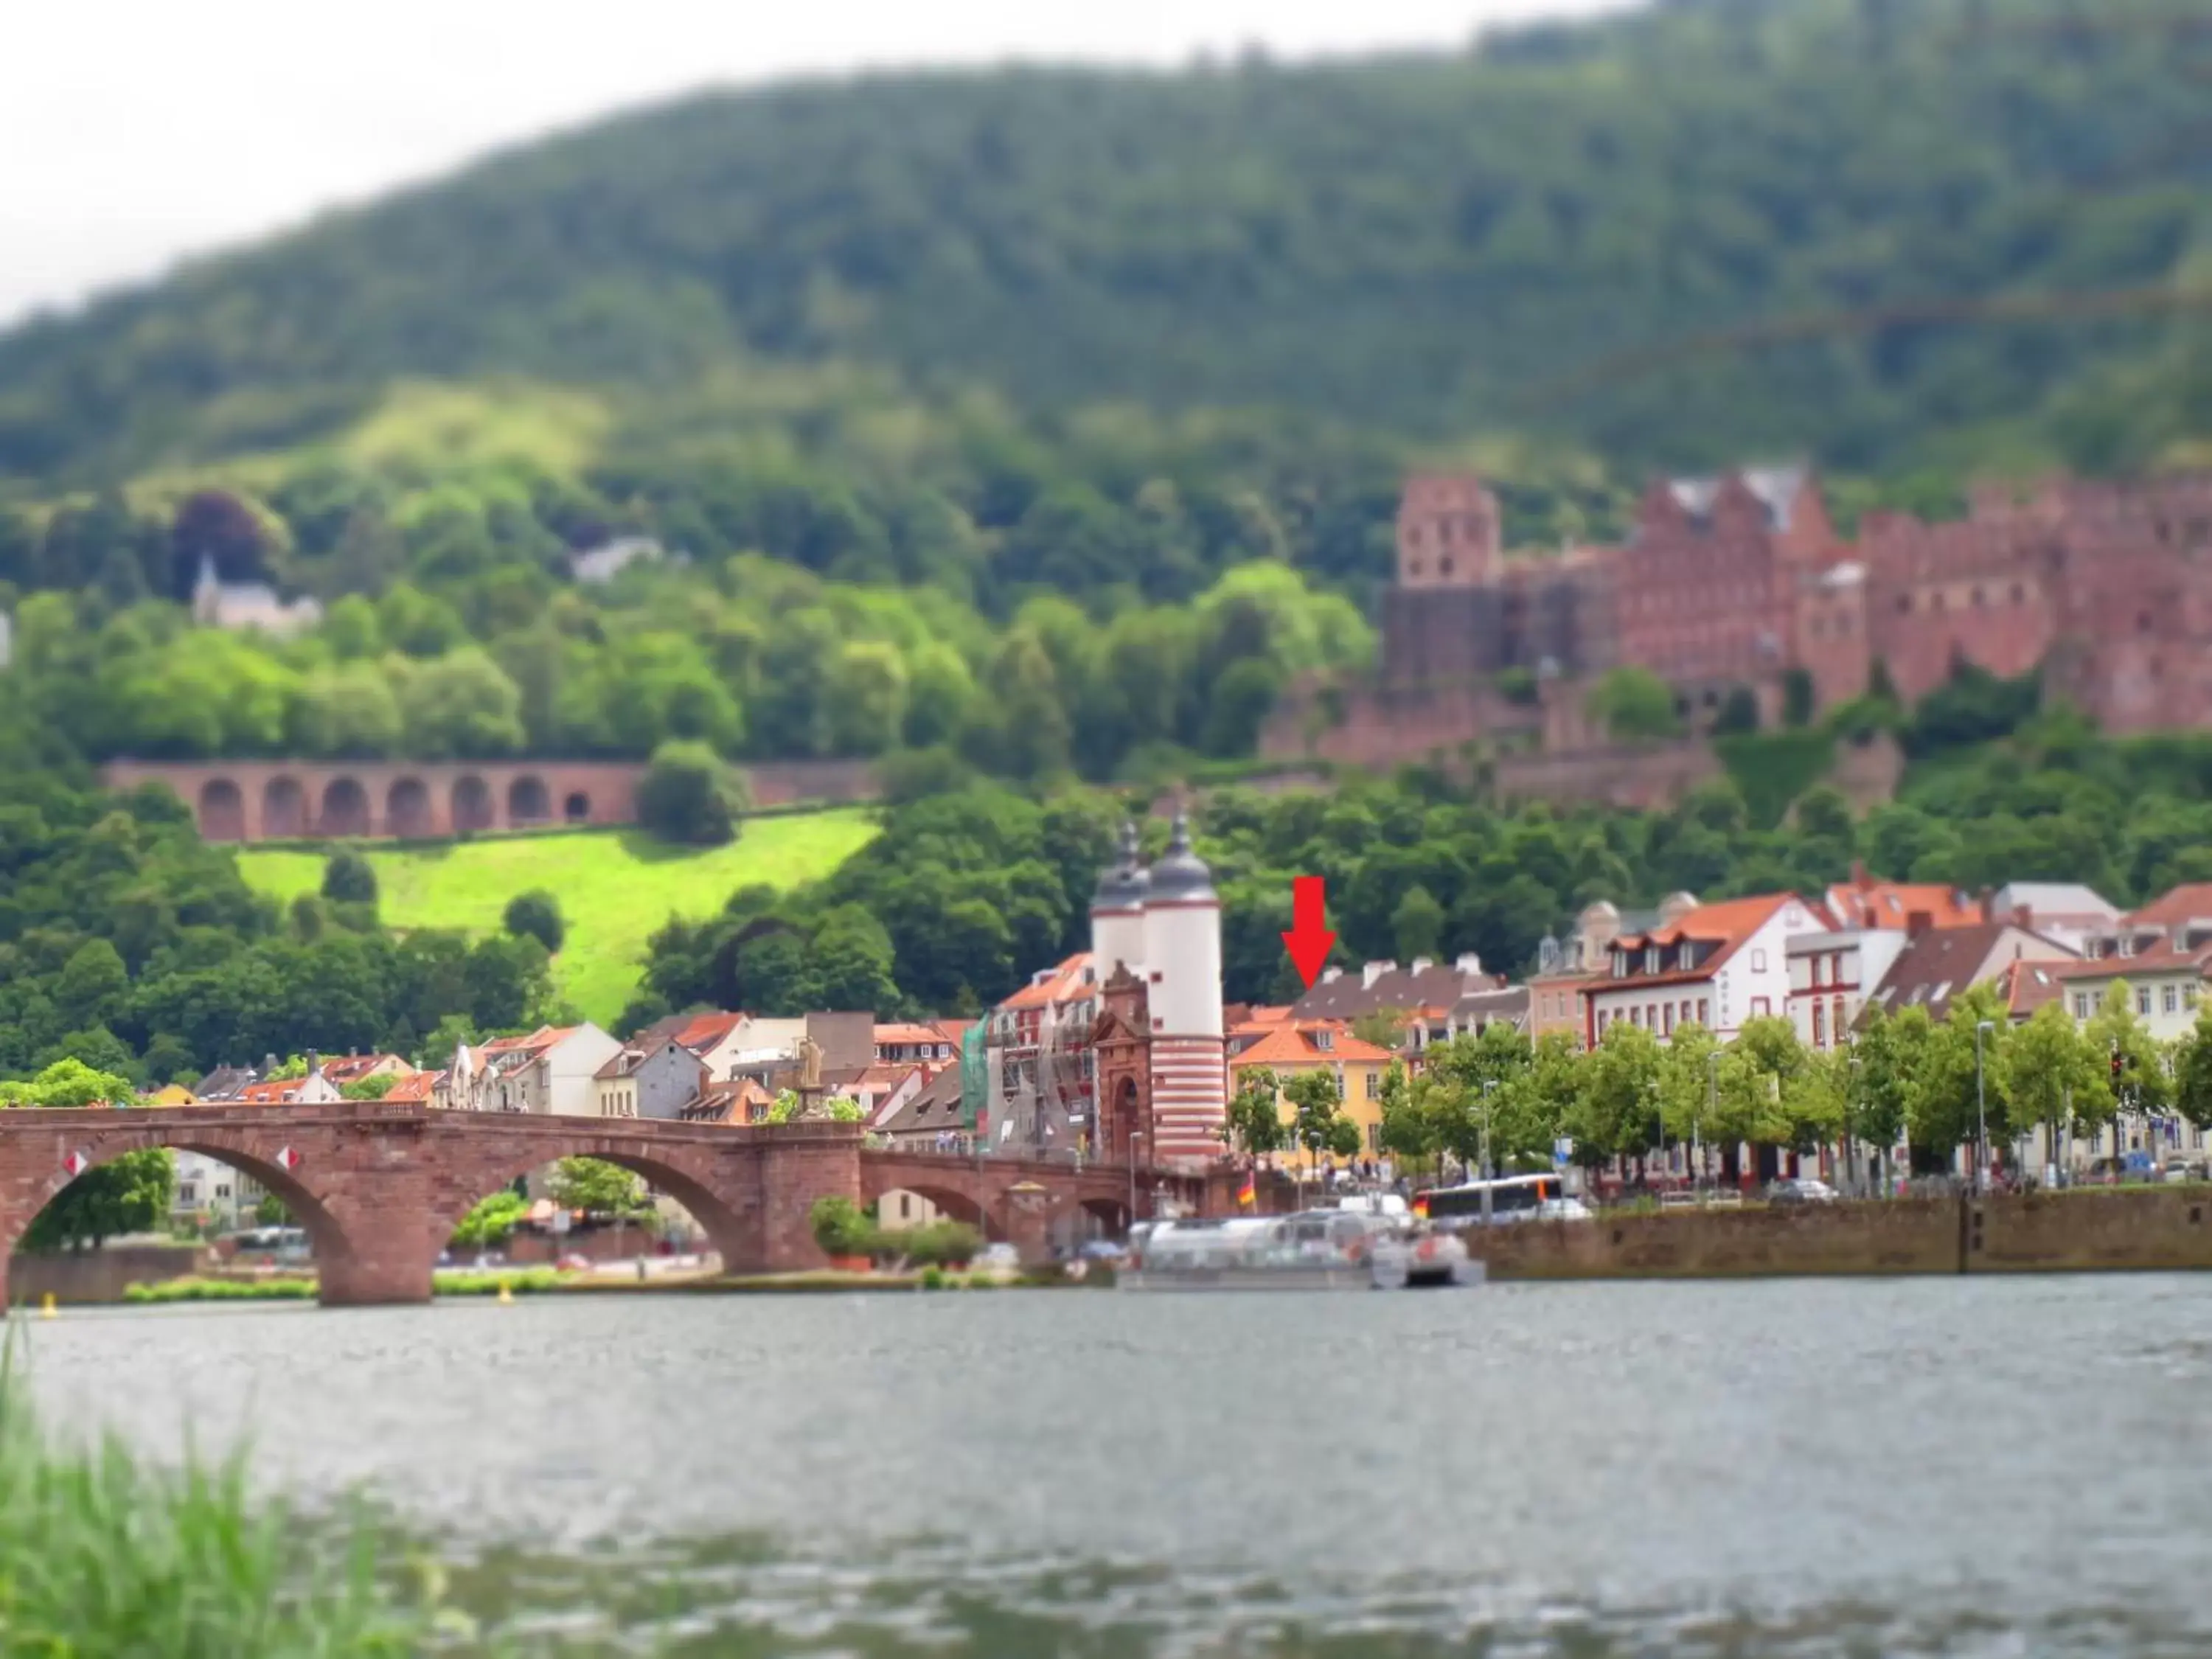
[1237,1171,1256,1208]
[1411,1195,1430,1220]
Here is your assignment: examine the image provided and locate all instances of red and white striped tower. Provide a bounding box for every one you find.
[1141,808,1227,1166]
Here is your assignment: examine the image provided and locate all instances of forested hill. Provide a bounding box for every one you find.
[5,0,2212,490]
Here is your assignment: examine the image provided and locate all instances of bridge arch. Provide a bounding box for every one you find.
[320,775,370,836]
[198,778,246,841]
[386,776,433,838]
[263,775,307,838]
[421,1141,758,1284]
[507,774,550,826]
[452,774,494,833]
[0,1133,358,1305]
[872,1183,1006,1242]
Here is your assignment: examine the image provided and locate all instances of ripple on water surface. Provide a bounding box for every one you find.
[21,1273,2212,1655]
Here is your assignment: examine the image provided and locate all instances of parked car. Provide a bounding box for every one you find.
[1768,1178,1839,1206]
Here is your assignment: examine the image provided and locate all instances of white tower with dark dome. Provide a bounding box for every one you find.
[1088,821,1150,981]
[1139,808,1228,1164]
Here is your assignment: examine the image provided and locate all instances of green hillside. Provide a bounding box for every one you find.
[236,811,878,1027]
[3,0,2211,490]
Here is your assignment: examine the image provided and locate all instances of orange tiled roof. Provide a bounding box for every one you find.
[1826,874,1984,932]
[874,1022,954,1047]
[384,1071,439,1103]
[670,1011,746,1052]
[2126,883,2212,929]
[1228,1006,1295,1035]
[1604,893,1800,990]
[479,1024,575,1058]
[319,1054,411,1084]
[1000,953,1094,1012]
[236,1079,304,1105]
[1233,1022,1397,1068]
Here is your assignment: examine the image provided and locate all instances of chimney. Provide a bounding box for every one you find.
[1906,911,1934,941]
[305,1049,321,1077]
[1321,967,1343,984]
[1455,953,1484,977]
[1850,860,1871,888]
[1410,956,1433,976]
[2011,905,2032,929]
[1361,960,1397,990]
[262,1053,278,1076]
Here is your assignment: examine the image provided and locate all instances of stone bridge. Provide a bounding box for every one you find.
[100,757,882,842]
[0,1104,1152,1307]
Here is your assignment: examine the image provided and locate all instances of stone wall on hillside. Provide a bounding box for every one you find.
[101,757,878,843]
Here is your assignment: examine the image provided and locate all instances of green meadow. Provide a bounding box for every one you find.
[237,810,879,1026]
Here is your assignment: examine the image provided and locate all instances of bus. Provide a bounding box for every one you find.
[1412,1175,1561,1226]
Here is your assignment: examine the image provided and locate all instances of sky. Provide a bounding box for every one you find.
[0,0,1631,328]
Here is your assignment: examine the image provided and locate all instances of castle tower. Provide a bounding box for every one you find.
[1396,475,1502,589]
[1088,821,1149,980]
[1140,809,1228,1166]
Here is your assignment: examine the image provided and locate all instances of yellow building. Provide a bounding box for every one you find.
[1230,1021,1397,1171]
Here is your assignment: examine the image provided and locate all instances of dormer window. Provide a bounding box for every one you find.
[1613,951,1628,980]
[1677,941,1695,973]
[1644,946,1660,975]
[1315,1029,1334,1051]
[2118,936,2136,959]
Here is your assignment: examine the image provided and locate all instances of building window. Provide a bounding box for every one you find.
[899,1194,911,1220]
[1663,1004,1676,1036]
[2138,987,2154,1016]
[1750,997,1771,1017]
[178,1184,198,1206]
[1812,1003,1826,1047]
[1677,942,1694,971]
[1750,949,1767,973]
[1697,998,1710,1026]
[2075,992,2093,1019]
[2164,985,2180,1015]
[1645,946,1660,975]
[1365,1071,1380,1099]
[215,1184,230,1199]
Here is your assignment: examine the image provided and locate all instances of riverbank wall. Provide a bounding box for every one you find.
[1469,1189,2212,1280]
[8,1244,206,1304]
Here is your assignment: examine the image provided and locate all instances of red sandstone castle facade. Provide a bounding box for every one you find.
[1272,467,2212,773]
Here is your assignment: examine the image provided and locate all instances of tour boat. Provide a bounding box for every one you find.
[1119,1209,1481,1292]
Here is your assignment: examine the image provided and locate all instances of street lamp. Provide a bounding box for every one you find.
[1703,1049,1719,1195]
[1127,1129,1141,1237]
[1480,1080,1498,1227]
[1974,1019,1995,1193]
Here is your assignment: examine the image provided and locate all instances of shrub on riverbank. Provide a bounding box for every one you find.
[124,1268,570,1304]
[0,1336,443,1654]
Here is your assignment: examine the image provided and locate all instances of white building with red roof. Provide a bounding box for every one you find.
[1583,893,1834,1044]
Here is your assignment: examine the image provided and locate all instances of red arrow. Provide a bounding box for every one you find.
[1281,876,1337,990]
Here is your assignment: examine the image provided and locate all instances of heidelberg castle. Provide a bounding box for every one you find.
[1263,466,2212,785]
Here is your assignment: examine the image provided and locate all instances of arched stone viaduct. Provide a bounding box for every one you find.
[0,1103,1147,1307]
[100,758,881,842]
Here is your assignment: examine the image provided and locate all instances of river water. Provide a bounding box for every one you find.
[19,1275,2212,1655]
